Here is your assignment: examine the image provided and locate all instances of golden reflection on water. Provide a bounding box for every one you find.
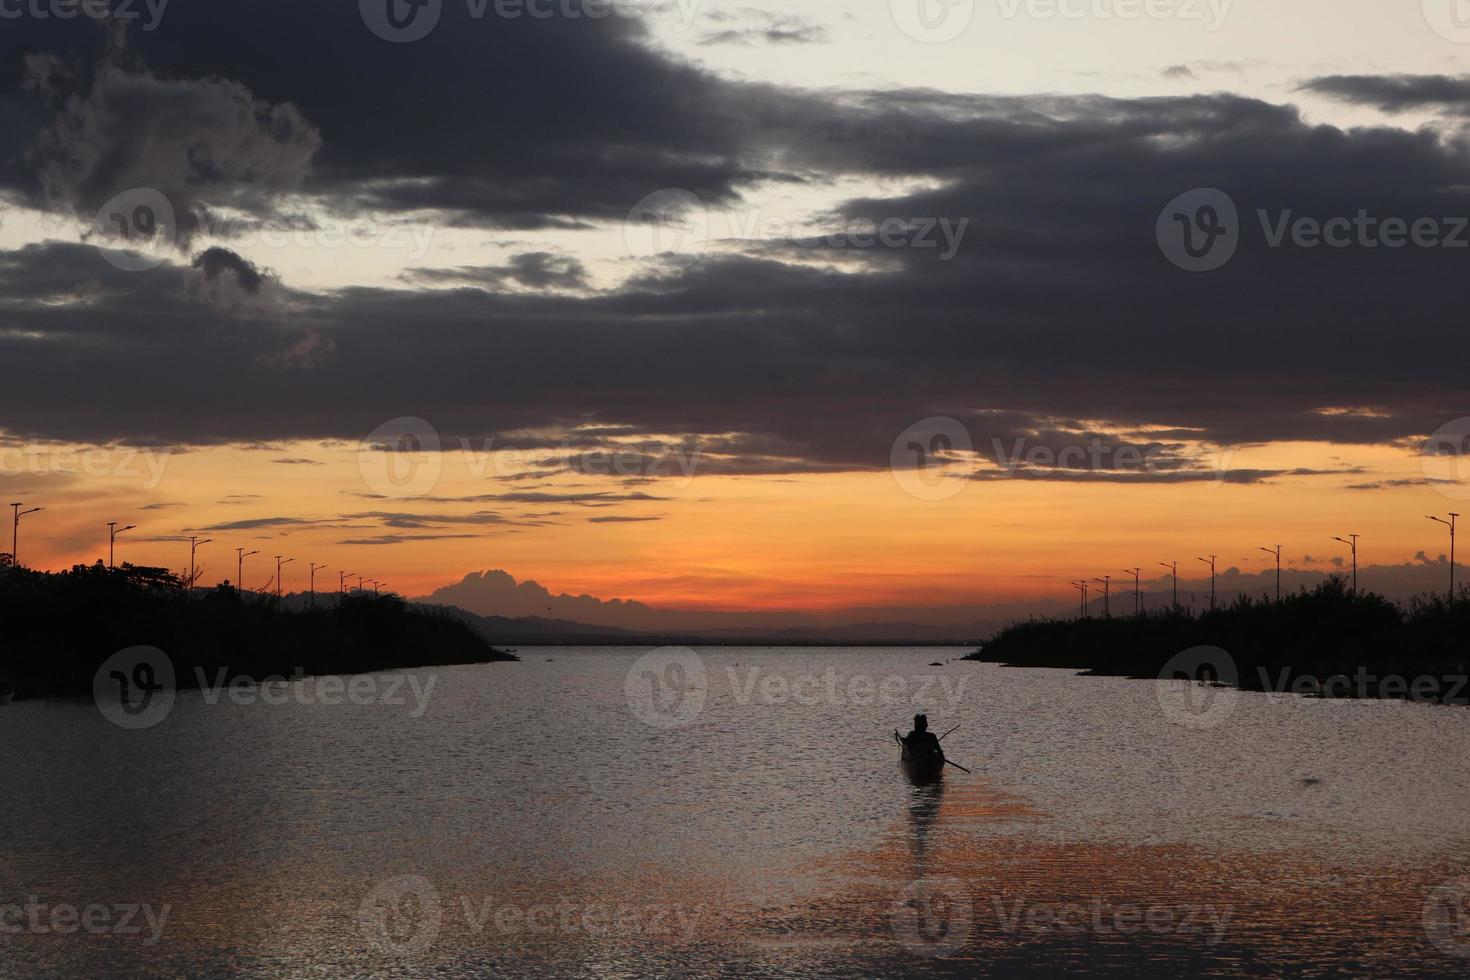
[698,772,1470,977]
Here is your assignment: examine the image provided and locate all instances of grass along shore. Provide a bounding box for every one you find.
[966,579,1470,705]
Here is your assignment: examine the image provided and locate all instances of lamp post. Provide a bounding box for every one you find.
[340,571,353,596]
[1429,515,1458,604]
[1071,581,1087,618]
[1258,545,1281,603]
[1158,561,1178,612]
[309,562,327,609]
[1123,568,1141,616]
[11,503,43,569]
[236,548,259,591]
[188,536,212,595]
[107,522,135,570]
[275,556,294,601]
[1332,534,1359,594]
[1196,555,1217,611]
[1093,576,1111,618]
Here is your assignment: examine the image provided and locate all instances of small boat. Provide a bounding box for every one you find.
[895,731,945,782]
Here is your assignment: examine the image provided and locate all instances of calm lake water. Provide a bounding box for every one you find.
[4,647,1470,978]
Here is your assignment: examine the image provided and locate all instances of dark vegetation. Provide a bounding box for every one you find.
[0,562,516,700]
[967,578,1470,705]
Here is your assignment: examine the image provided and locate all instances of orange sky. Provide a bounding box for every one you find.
[3,435,1460,611]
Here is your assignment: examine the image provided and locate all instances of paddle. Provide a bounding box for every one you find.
[943,759,972,774]
[938,724,960,742]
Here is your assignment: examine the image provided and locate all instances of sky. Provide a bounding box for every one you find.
[2,0,1470,621]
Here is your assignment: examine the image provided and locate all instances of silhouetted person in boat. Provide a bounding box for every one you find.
[903,714,942,754]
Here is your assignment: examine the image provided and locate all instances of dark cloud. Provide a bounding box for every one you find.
[404,252,589,291]
[1,16,1469,476]
[193,247,265,293]
[1301,74,1470,115]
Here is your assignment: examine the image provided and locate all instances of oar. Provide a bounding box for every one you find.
[938,725,960,742]
[944,759,972,774]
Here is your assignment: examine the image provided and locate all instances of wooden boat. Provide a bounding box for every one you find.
[895,731,945,782]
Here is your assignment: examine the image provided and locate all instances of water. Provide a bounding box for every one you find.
[3,647,1470,977]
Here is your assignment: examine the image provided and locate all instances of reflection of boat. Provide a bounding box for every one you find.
[895,732,944,783]
[0,679,14,706]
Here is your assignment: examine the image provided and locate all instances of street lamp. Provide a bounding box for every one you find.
[188,536,212,595]
[1158,561,1178,612]
[275,556,294,600]
[1196,555,1217,611]
[1093,576,1111,618]
[1429,515,1458,604]
[1258,545,1281,603]
[1332,534,1359,594]
[340,571,353,596]
[11,503,43,569]
[236,548,259,591]
[1123,568,1141,617]
[309,562,327,608]
[1071,580,1088,618]
[107,522,136,570]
